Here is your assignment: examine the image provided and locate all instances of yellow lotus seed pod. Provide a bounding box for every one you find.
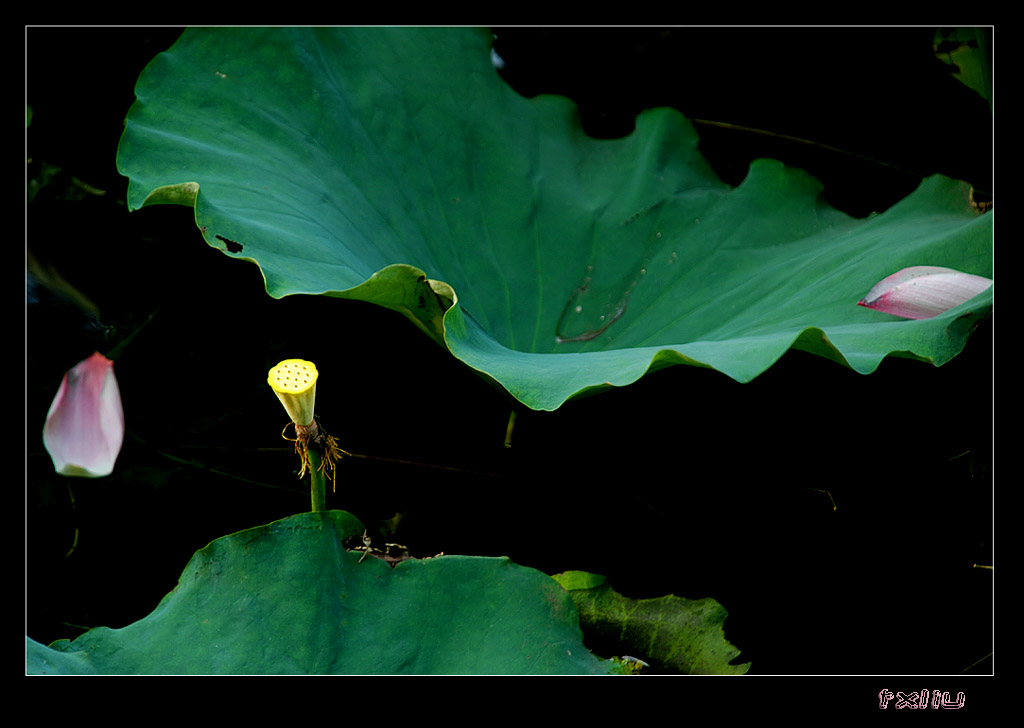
[268,359,318,426]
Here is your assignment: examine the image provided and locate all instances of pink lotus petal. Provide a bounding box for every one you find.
[857,266,992,320]
[43,352,124,478]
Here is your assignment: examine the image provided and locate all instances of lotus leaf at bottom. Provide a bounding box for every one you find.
[26,511,613,675]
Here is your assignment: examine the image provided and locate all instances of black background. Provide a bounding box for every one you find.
[26,27,992,677]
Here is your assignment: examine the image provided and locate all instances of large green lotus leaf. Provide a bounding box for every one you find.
[26,511,614,675]
[116,27,993,410]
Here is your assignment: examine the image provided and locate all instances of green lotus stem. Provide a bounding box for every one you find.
[503,409,517,449]
[307,447,326,513]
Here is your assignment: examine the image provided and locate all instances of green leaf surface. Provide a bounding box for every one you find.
[27,512,613,675]
[934,28,992,112]
[116,27,993,410]
[553,570,750,675]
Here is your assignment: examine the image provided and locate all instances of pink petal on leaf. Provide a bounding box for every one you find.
[857,266,992,320]
[42,351,125,478]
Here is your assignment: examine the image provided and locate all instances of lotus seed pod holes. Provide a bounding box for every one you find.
[269,360,317,394]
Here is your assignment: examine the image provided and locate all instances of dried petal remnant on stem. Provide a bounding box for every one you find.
[281,418,348,492]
